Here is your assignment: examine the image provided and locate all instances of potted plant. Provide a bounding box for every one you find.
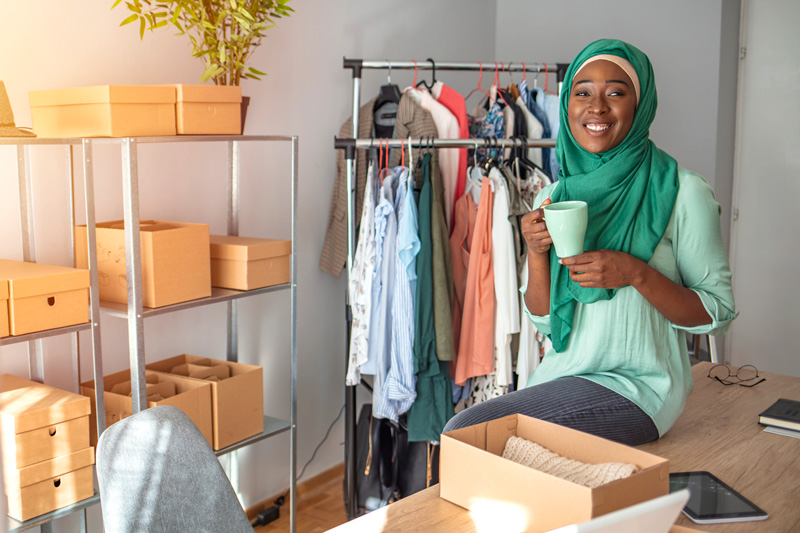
[112,0,294,86]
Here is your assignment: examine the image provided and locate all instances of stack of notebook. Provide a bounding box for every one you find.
[758,398,800,438]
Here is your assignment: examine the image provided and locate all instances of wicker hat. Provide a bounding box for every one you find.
[0,81,36,137]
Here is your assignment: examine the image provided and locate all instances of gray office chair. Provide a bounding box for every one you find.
[96,405,254,532]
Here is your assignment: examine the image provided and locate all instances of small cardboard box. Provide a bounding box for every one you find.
[4,447,94,522]
[75,220,211,308]
[209,235,291,291]
[146,354,263,450]
[171,84,242,135]
[0,260,89,336]
[0,280,8,338]
[29,85,176,138]
[440,414,670,533]
[81,370,213,447]
[0,374,91,470]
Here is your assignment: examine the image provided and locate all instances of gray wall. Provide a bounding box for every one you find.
[495,0,739,249]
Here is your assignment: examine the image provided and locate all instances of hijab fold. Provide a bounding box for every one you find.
[548,39,679,352]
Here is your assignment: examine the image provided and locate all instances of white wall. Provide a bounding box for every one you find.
[0,1,746,530]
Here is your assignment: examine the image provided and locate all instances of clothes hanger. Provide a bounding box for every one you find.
[374,60,402,110]
[464,61,492,108]
[505,62,520,100]
[416,58,436,91]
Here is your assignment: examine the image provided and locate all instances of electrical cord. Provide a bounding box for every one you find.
[272,403,346,509]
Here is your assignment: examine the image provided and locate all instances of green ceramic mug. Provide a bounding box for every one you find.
[543,201,588,258]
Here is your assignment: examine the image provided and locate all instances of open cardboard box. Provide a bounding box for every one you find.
[75,220,211,308]
[440,414,669,533]
[146,354,263,450]
[81,370,213,447]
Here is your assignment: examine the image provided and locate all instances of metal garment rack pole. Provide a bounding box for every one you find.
[340,57,567,520]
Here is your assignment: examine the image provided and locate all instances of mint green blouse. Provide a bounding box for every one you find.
[524,167,738,436]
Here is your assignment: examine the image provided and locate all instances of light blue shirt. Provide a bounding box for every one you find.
[379,168,419,420]
[368,172,398,420]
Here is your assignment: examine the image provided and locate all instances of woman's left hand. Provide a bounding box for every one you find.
[559,250,645,289]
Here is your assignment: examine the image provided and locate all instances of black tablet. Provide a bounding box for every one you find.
[669,471,769,524]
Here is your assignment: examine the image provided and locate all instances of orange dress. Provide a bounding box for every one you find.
[453,177,495,386]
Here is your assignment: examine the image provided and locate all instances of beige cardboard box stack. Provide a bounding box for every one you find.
[0,280,8,338]
[75,220,211,308]
[0,374,94,522]
[29,85,176,138]
[0,260,90,336]
[80,369,213,447]
[171,84,242,135]
[146,354,263,450]
[209,235,291,291]
[440,414,669,533]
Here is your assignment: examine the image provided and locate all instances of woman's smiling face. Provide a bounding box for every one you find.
[568,59,637,154]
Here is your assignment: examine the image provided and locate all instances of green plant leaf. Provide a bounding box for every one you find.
[111,0,123,9]
[125,1,141,14]
[139,15,146,38]
[120,13,138,26]
[152,19,168,29]
[248,66,266,76]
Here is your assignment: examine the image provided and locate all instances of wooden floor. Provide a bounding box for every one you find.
[252,464,349,533]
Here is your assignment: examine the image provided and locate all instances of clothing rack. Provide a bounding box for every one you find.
[336,58,566,520]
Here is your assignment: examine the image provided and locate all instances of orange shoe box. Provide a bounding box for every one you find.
[29,85,176,138]
[209,235,291,291]
[0,260,89,336]
[171,84,241,135]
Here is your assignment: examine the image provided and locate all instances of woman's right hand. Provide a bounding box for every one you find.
[521,197,553,256]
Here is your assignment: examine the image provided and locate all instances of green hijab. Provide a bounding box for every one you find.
[548,39,679,353]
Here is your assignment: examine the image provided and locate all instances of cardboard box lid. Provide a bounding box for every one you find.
[210,235,292,261]
[4,447,94,488]
[29,85,175,108]
[0,260,89,299]
[95,219,193,233]
[0,374,91,434]
[170,84,242,104]
[0,279,7,300]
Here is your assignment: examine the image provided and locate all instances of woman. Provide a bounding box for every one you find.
[443,39,737,445]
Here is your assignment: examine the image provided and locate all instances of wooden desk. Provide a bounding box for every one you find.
[331,363,800,532]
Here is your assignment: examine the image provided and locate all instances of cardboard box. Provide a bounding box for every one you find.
[209,235,291,291]
[29,85,176,138]
[0,260,90,336]
[146,354,263,450]
[4,447,94,522]
[440,414,670,533]
[171,84,242,135]
[75,220,211,308]
[81,369,213,447]
[0,280,8,338]
[0,374,91,471]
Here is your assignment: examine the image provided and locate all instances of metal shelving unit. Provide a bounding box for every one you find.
[1,134,299,532]
[97,134,299,533]
[1,137,105,533]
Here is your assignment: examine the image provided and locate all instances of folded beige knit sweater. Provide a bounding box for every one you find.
[501,436,639,488]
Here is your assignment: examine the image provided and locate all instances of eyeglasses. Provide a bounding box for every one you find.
[707,364,765,387]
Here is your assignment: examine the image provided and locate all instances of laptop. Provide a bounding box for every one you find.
[548,489,690,533]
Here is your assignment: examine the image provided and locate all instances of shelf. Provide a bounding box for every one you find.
[7,493,99,532]
[99,284,290,319]
[0,323,92,347]
[215,416,291,456]
[0,135,295,146]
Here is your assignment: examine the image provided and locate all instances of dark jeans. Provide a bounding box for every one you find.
[442,376,659,446]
